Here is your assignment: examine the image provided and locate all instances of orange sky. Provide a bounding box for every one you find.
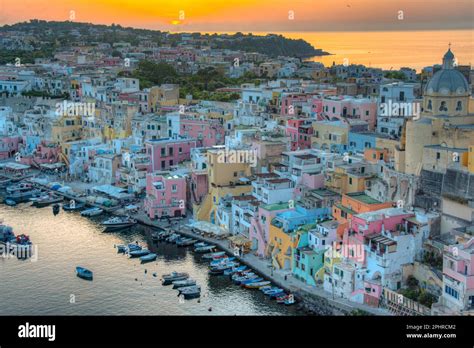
[0,0,472,32]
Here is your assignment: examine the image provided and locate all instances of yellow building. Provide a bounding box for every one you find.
[325,165,373,195]
[148,84,179,111]
[193,148,252,222]
[268,222,300,270]
[51,115,83,144]
[312,120,349,151]
[404,48,474,175]
[469,145,474,173]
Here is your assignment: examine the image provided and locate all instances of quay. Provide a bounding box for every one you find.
[24,177,390,316]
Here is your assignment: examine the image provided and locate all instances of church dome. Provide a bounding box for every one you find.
[425,48,469,95]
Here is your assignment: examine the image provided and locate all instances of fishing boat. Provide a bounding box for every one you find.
[128,249,150,258]
[116,244,127,253]
[62,202,85,211]
[172,279,197,289]
[223,265,247,276]
[76,266,93,281]
[6,189,41,203]
[127,243,142,252]
[210,256,235,267]
[52,203,60,215]
[194,242,208,248]
[0,178,11,189]
[162,272,189,285]
[244,280,271,289]
[4,199,16,206]
[262,287,284,296]
[101,216,137,231]
[239,277,263,286]
[194,245,216,253]
[178,285,201,299]
[165,234,180,243]
[202,251,226,260]
[177,238,197,247]
[271,291,288,299]
[140,253,157,263]
[6,182,33,194]
[232,273,257,285]
[32,194,63,208]
[81,207,104,217]
[276,295,288,304]
[209,262,237,275]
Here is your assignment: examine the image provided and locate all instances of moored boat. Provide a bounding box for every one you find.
[244,280,271,289]
[202,251,225,260]
[162,272,189,285]
[101,216,137,231]
[81,207,104,217]
[6,182,33,194]
[194,245,216,253]
[32,194,63,208]
[4,199,16,206]
[76,266,93,281]
[63,202,86,211]
[172,279,197,289]
[140,253,157,263]
[210,256,235,267]
[178,285,201,299]
[116,244,127,253]
[128,249,150,258]
[223,265,247,276]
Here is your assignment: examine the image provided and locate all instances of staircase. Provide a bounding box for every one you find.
[194,192,212,222]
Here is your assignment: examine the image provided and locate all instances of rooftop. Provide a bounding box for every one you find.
[346,192,383,205]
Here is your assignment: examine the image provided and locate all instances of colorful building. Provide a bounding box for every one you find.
[144,171,187,219]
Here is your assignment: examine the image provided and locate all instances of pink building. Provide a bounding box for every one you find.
[433,238,474,314]
[285,119,313,151]
[343,207,414,260]
[249,202,291,257]
[322,96,377,130]
[180,117,225,147]
[145,137,197,172]
[144,171,187,219]
[20,141,61,166]
[0,136,21,160]
[281,93,313,116]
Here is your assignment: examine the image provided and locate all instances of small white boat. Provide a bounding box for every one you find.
[102,216,137,231]
[81,207,104,217]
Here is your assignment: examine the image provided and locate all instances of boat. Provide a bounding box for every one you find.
[162,272,189,285]
[174,237,192,245]
[6,182,33,194]
[239,277,263,286]
[101,216,137,231]
[178,285,201,299]
[62,202,85,211]
[140,253,157,263]
[4,199,16,206]
[0,178,11,189]
[116,244,127,253]
[128,249,150,258]
[194,242,208,248]
[223,265,247,276]
[232,274,257,285]
[165,234,180,243]
[52,203,60,215]
[6,189,41,203]
[76,266,93,281]
[32,194,63,208]
[81,207,104,217]
[194,245,216,253]
[276,295,288,304]
[262,287,284,296]
[210,257,235,267]
[177,238,197,247]
[202,251,226,260]
[244,281,271,289]
[172,279,197,289]
[127,243,142,252]
[209,262,237,275]
[0,224,16,246]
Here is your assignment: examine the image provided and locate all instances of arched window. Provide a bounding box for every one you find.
[427,100,432,110]
[456,101,462,111]
[439,101,447,112]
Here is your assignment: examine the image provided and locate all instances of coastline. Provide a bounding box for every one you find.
[24,176,391,316]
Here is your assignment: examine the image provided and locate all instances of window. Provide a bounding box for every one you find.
[445,285,459,300]
[436,152,441,160]
[427,100,432,110]
[349,178,353,185]
[161,148,166,156]
[439,101,448,112]
[172,184,177,192]
[456,101,462,111]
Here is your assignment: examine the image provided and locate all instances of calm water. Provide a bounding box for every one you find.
[0,203,298,316]
[226,30,474,71]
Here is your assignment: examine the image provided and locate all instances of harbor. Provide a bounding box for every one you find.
[0,172,389,315]
[0,201,301,316]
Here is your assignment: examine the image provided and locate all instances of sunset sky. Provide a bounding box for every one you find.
[0,0,472,32]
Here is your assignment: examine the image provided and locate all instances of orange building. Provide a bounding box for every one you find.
[332,192,393,240]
